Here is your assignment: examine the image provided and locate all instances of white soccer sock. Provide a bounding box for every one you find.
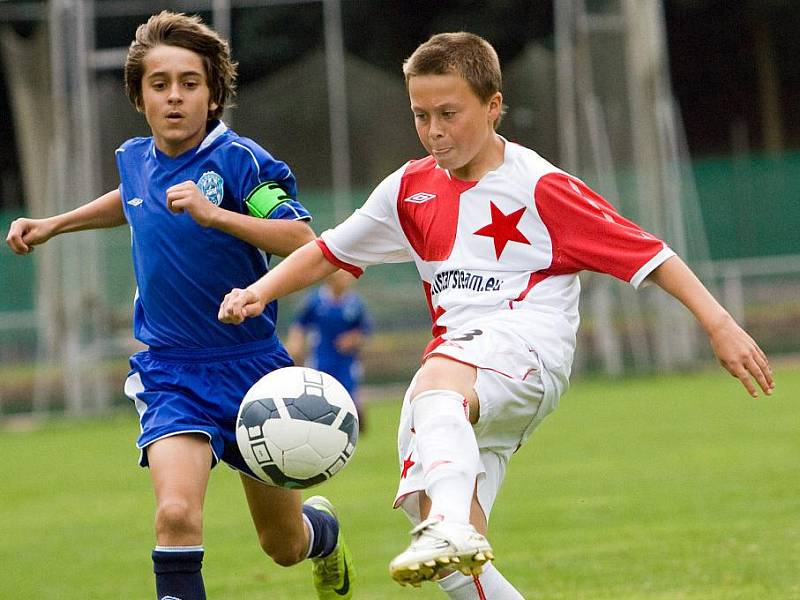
[412,389,480,524]
[438,562,525,599]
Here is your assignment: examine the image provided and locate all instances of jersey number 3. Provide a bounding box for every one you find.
[448,329,483,342]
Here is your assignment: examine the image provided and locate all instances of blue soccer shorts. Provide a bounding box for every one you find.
[123,337,293,476]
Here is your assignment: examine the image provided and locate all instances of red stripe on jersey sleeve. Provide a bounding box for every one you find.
[315,239,364,278]
[534,173,667,282]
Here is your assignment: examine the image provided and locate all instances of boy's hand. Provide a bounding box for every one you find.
[709,315,774,398]
[166,181,220,227]
[218,288,267,324]
[6,217,55,254]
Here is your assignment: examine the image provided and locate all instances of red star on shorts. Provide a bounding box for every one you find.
[401,453,415,479]
[473,202,531,259]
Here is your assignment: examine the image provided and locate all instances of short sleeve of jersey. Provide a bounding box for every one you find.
[269,199,312,221]
[318,165,413,272]
[534,172,675,287]
[228,138,310,221]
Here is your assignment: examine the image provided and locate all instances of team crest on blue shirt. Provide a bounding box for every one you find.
[197,171,224,206]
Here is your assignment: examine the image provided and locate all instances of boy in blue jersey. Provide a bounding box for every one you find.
[286,269,372,431]
[6,11,354,600]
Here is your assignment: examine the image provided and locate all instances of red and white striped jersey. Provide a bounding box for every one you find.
[318,140,674,381]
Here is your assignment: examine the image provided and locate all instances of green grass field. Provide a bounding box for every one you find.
[0,367,798,599]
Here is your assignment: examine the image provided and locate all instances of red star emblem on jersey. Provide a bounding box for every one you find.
[401,453,415,479]
[473,202,531,259]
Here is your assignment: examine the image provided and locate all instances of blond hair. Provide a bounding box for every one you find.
[124,11,237,120]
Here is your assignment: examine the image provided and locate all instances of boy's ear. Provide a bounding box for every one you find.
[488,92,503,119]
[209,101,219,113]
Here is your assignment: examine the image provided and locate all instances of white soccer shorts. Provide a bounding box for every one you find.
[393,315,561,524]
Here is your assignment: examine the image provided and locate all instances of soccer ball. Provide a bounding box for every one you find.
[236,366,359,489]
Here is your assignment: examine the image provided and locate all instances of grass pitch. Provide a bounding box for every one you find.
[0,367,798,599]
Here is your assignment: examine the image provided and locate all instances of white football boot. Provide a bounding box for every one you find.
[389,517,495,586]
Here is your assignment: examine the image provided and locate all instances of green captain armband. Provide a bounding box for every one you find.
[245,181,292,218]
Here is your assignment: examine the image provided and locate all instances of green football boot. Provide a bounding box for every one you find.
[305,495,355,599]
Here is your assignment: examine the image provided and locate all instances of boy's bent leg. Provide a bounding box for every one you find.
[390,358,492,586]
[412,388,479,523]
[240,474,307,565]
[148,434,214,600]
[240,475,354,600]
[410,357,482,525]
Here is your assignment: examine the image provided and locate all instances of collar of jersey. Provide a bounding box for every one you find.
[150,120,229,164]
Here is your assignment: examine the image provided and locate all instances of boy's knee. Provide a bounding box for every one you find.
[155,498,202,539]
[257,531,306,567]
[411,356,477,402]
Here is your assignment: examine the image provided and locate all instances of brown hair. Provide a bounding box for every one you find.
[403,32,505,126]
[124,11,237,120]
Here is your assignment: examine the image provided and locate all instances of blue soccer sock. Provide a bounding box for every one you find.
[152,545,205,600]
[302,505,339,558]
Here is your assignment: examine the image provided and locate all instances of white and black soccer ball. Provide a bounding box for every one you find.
[236,366,359,489]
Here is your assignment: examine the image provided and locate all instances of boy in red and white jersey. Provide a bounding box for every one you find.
[219,32,773,598]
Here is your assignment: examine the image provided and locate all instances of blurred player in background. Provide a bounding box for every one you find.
[218,31,773,599]
[5,11,354,600]
[285,269,372,432]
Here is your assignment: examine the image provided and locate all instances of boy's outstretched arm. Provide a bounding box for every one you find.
[6,189,126,255]
[646,256,774,397]
[218,240,338,324]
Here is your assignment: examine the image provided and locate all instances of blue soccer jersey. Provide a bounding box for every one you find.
[116,120,310,350]
[293,287,372,395]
